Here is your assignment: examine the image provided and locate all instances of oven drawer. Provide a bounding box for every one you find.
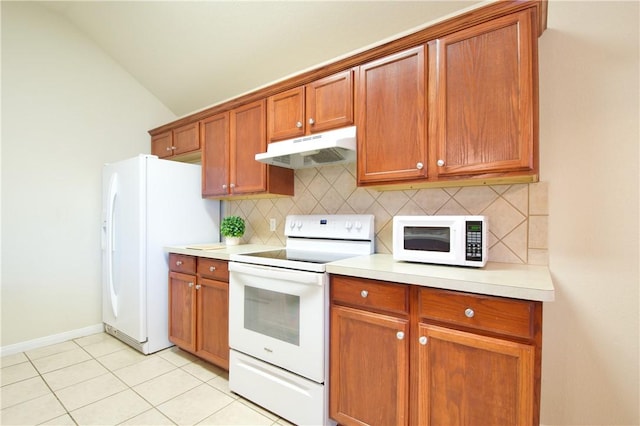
[197,258,229,281]
[169,254,196,274]
[331,275,409,316]
[418,287,535,339]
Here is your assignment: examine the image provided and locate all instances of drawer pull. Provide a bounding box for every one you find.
[209,266,216,272]
[396,331,405,340]
[464,308,475,318]
[360,290,368,298]
[176,260,183,266]
[419,336,428,345]
[188,282,194,288]
[195,284,201,290]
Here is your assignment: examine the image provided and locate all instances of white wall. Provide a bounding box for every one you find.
[539,1,639,424]
[1,2,175,347]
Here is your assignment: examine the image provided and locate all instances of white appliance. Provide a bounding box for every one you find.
[101,154,219,354]
[393,215,487,267]
[254,126,356,169]
[228,214,374,426]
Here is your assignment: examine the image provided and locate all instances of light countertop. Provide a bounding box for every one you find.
[326,254,555,302]
[165,244,282,260]
[166,245,555,302]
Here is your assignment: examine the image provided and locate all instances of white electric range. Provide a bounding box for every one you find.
[228,214,375,426]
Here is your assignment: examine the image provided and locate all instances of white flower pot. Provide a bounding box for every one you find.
[225,236,241,246]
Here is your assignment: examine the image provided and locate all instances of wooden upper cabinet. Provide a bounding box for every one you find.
[173,122,200,155]
[151,131,173,159]
[267,69,354,142]
[201,112,230,197]
[356,46,427,185]
[306,70,354,133]
[151,122,200,160]
[200,100,293,199]
[428,8,537,179]
[231,100,268,195]
[268,87,305,141]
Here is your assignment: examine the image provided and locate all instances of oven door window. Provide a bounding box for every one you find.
[404,226,451,252]
[244,286,300,346]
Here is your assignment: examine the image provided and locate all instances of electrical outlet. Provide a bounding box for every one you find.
[269,218,277,232]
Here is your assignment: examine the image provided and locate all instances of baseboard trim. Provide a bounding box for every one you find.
[0,324,104,357]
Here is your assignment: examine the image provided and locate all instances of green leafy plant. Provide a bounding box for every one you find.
[220,215,245,238]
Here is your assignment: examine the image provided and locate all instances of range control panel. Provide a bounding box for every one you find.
[285,214,375,241]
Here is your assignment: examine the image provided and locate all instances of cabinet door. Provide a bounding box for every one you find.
[330,305,409,426]
[173,122,200,156]
[306,69,354,133]
[429,9,536,178]
[267,87,305,142]
[201,112,230,197]
[196,277,229,369]
[230,100,268,195]
[356,46,427,185]
[151,131,173,158]
[416,323,535,425]
[168,271,196,352]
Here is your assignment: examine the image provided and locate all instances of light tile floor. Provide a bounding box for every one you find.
[0,333,295,425]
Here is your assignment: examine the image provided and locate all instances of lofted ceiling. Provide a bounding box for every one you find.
[39,1,481,118]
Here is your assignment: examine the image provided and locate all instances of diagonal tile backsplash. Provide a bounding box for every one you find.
[224,163,549,265]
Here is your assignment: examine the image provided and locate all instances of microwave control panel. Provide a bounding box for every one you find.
[465,221,484,261]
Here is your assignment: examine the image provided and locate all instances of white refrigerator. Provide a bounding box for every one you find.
[101,154,219,354]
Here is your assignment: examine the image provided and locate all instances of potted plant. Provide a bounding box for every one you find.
[221,215,245,246]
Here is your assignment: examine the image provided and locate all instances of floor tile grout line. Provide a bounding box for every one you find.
[3,333,291,426]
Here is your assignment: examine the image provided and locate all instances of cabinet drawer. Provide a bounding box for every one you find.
[331,276,409,315]
[197,258,229,282]
[169,254,196,274]
[418,287,535,339]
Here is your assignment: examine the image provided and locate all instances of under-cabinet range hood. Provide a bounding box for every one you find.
[255,126,356,169]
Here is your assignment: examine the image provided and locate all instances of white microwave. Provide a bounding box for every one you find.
[393,215,488,267]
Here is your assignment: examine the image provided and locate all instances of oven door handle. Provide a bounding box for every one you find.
[229,262,322,286]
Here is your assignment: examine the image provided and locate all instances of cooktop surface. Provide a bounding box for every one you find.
[238,249,357,264]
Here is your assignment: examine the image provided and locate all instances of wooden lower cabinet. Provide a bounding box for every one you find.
[168,254,229,369]
[416,324,535,425]
[330,306,409,426]
[330,276,542,426]
[168,270,196,351]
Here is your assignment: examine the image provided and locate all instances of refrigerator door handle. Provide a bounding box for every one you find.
[106,173,119,318]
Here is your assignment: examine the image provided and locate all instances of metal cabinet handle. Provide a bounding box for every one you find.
[419,336,428,345]
[209,266,216,272]
[195,284,201,290]
[416,162,424,170]
[222,184,227,190]
[166,147,172,152]
[230,183,236,189]
[396,331,405,340]
[360,290,368,298]
[296,121,303,128]
[188,282,194,288]
[464,308,475,318]
[176,260,183,266]
[437,159,445,167]
[308,118,315,125]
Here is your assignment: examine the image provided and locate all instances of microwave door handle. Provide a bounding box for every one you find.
[229,262,321,286]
